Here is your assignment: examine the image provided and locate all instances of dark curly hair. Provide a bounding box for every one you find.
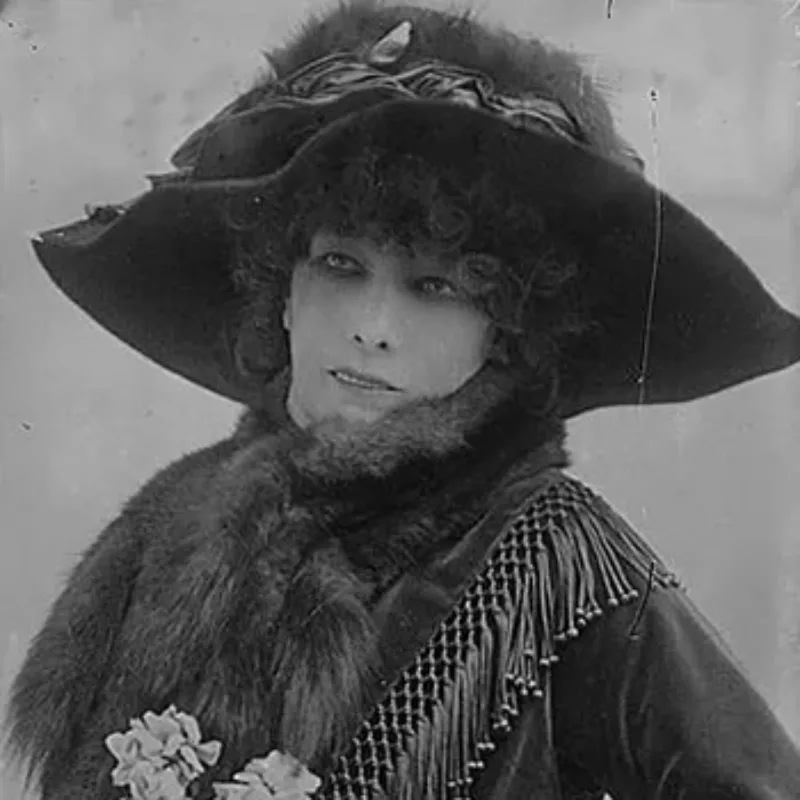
[230,148,593,413]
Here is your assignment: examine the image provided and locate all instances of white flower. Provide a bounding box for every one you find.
[213,751,321,799]
[106,708,319,799]
[105,706,222,800]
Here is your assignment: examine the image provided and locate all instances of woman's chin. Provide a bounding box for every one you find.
[315,389,412,428]
[324,403,390,427]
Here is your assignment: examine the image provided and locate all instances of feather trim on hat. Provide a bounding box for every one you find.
[172,0,643,175]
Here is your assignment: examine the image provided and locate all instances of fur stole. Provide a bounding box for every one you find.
[5,366,568,797]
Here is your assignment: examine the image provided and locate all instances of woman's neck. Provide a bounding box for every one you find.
[231,365,569,586]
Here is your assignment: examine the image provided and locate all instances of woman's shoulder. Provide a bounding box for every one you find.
[119,421,247,521]
[493,471,682,639]
[512,472,681,583]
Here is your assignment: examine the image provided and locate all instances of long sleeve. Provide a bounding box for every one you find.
[551,547,800,798]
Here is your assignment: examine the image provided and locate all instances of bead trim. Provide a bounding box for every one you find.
[323,476,680,799]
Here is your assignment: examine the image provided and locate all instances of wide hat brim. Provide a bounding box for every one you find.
[32,98,800,417]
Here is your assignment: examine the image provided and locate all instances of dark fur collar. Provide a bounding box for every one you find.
[230,365,567,581]
[234,364,530,476]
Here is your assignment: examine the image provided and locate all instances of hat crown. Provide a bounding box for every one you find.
[173,1,642,174]
[275,2,641,167]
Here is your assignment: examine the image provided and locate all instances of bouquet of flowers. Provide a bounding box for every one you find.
[105,706,321,800]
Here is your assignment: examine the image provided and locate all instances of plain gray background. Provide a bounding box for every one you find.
[1,0,799,796]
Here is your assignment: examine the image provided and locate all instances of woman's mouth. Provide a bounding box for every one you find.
[329,368,400,392]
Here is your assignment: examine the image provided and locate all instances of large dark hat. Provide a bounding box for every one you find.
[32,1,800,416]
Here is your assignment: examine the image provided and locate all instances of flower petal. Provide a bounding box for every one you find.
[176,744,205,781]
[250,752,321,793]
[174,710,202,745]
[125,761,189,800]
[231,772,265,787]
[144,709,182,744]
[162,732,186,758]
[212,784,252,800]
[105,731,140,764]
[129,781,151,800]
[133,725,167,758]
[129,762,159,800]
[110,764,133,787]
[241,754,275,782]
[196,740,223,767]
[130,760,159,781]
[142,755,169,771]
[152,767,187,800]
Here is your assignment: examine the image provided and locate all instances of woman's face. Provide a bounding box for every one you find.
[283,230,493,427]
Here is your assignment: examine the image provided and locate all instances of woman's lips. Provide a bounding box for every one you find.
[329,368,401,392]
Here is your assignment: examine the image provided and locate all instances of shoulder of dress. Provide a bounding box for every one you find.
[120,435,241,516]
[488,472,683,644]
[328,478,681,794]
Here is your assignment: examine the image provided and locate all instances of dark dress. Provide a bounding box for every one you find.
[6,397,800,799]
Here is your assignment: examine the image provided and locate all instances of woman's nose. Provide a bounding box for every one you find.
[349,285,402,352]
[352,332,390,351]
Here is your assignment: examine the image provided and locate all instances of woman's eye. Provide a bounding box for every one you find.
[416,276,459,298]
[313,252,362,276]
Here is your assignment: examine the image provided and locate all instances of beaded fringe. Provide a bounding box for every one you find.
[323,476,680,799]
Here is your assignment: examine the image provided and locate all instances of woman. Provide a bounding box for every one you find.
[4,1,800,797]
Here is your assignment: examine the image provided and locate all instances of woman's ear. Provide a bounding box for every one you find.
[282,304,292,331]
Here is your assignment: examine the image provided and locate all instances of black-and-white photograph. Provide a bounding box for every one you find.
[1,0,799,797]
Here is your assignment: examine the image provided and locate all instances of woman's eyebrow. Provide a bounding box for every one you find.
[403,252,456,276]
